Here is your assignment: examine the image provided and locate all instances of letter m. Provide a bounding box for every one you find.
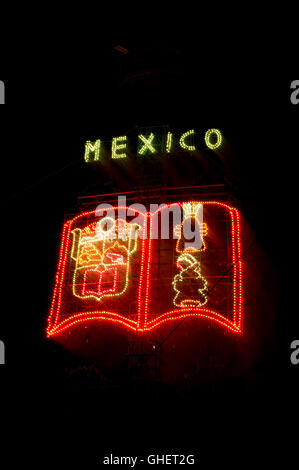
[84,140,101,162]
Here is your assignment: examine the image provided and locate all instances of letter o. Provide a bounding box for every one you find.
[204,128,222,149]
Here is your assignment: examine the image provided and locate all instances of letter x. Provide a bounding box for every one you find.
[138,133,156,154]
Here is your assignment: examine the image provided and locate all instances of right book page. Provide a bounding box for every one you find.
[142,201,242,333]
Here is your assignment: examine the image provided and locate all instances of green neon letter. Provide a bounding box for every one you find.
[166,132,173,153]
[84,140,101,162]
[112,136,127,159]
[204,128,222,149]
[138,133,156,155]
[179,130,195,151]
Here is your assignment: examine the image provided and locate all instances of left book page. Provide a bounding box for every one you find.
[47,207,147,336]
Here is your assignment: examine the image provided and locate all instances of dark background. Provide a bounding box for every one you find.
[1,39,298,468]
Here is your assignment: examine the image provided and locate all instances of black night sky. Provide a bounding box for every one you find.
[1,38,298,468]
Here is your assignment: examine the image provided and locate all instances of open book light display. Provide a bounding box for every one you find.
[47,201,242,337]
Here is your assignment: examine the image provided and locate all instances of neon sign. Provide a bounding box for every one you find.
[84,128,223,162]
[173,203,208,307]
[71,218,141,301]
[47,201,243,337]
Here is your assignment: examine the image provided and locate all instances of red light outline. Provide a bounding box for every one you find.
[46,201,243,337]
[82,266,119,297]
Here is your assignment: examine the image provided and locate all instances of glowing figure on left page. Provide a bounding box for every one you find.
[71,217,141,301]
